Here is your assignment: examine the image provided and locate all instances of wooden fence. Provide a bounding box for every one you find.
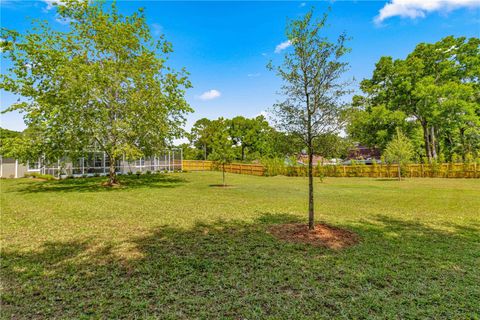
[183,160,265,176]
[182,160,479,178]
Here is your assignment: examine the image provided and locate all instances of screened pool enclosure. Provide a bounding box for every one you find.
[20,149,183,178]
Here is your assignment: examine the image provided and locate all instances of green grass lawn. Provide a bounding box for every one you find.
[1,172,479,318]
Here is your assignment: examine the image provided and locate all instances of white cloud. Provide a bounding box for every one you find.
[274,40,292,54]
[375,0,480,24]
[247,73,261,78]
[197,89,221,101]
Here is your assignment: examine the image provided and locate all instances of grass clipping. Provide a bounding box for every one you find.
[268,223,359,250]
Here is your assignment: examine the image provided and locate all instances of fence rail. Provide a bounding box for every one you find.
[182,160,479,179]
[182,160,265,176]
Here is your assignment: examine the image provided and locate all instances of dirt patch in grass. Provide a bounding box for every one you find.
[268,223,359,250]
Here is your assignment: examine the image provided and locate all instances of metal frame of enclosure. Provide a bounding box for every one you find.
[0,149,183,178]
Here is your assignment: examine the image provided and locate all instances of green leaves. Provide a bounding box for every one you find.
[384,128,414,167]
[269,9,351,145]
[349,36,480,162]
[1,1,192,181]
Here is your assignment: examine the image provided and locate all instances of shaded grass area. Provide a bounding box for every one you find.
[7,173,187,193]
[1,173,480,318]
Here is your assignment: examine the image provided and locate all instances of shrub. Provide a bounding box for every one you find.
[262,158,286,176]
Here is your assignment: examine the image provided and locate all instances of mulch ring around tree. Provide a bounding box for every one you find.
[268,223,360,250]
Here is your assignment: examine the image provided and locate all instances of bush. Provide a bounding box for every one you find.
[262,158,286,176]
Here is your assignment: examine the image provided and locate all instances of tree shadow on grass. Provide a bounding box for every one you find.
[2,213,479,319]
[8,174,187,194]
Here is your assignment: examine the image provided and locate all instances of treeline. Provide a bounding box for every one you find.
[347,36,480,163]
[180,36,479,164]
[180,116,352,161]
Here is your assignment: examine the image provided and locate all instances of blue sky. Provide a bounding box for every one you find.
[1,0,479,138]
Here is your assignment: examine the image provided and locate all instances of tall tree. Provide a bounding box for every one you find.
[351,36,480,162]
[189,118,215,160]
[229,115,271,161]
[268,10,350,230]
[1,0,192,185]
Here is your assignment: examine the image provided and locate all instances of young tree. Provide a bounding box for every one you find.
[1,1,192,185]
[268,10,351,229]
[207,118,235,186]
[384,128,414,180]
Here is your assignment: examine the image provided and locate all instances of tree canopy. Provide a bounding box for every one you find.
[1,0,192,184]
[348,36,480,162]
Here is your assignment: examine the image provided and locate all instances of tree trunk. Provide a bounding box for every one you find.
[241,146,245,161]
[308,146,314,230]
[430,126,437,160]
[108,157,117,185]
[422,122,432,162]
[397,162,401,181]
[222,163,226,186]
[459,127,466,161]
